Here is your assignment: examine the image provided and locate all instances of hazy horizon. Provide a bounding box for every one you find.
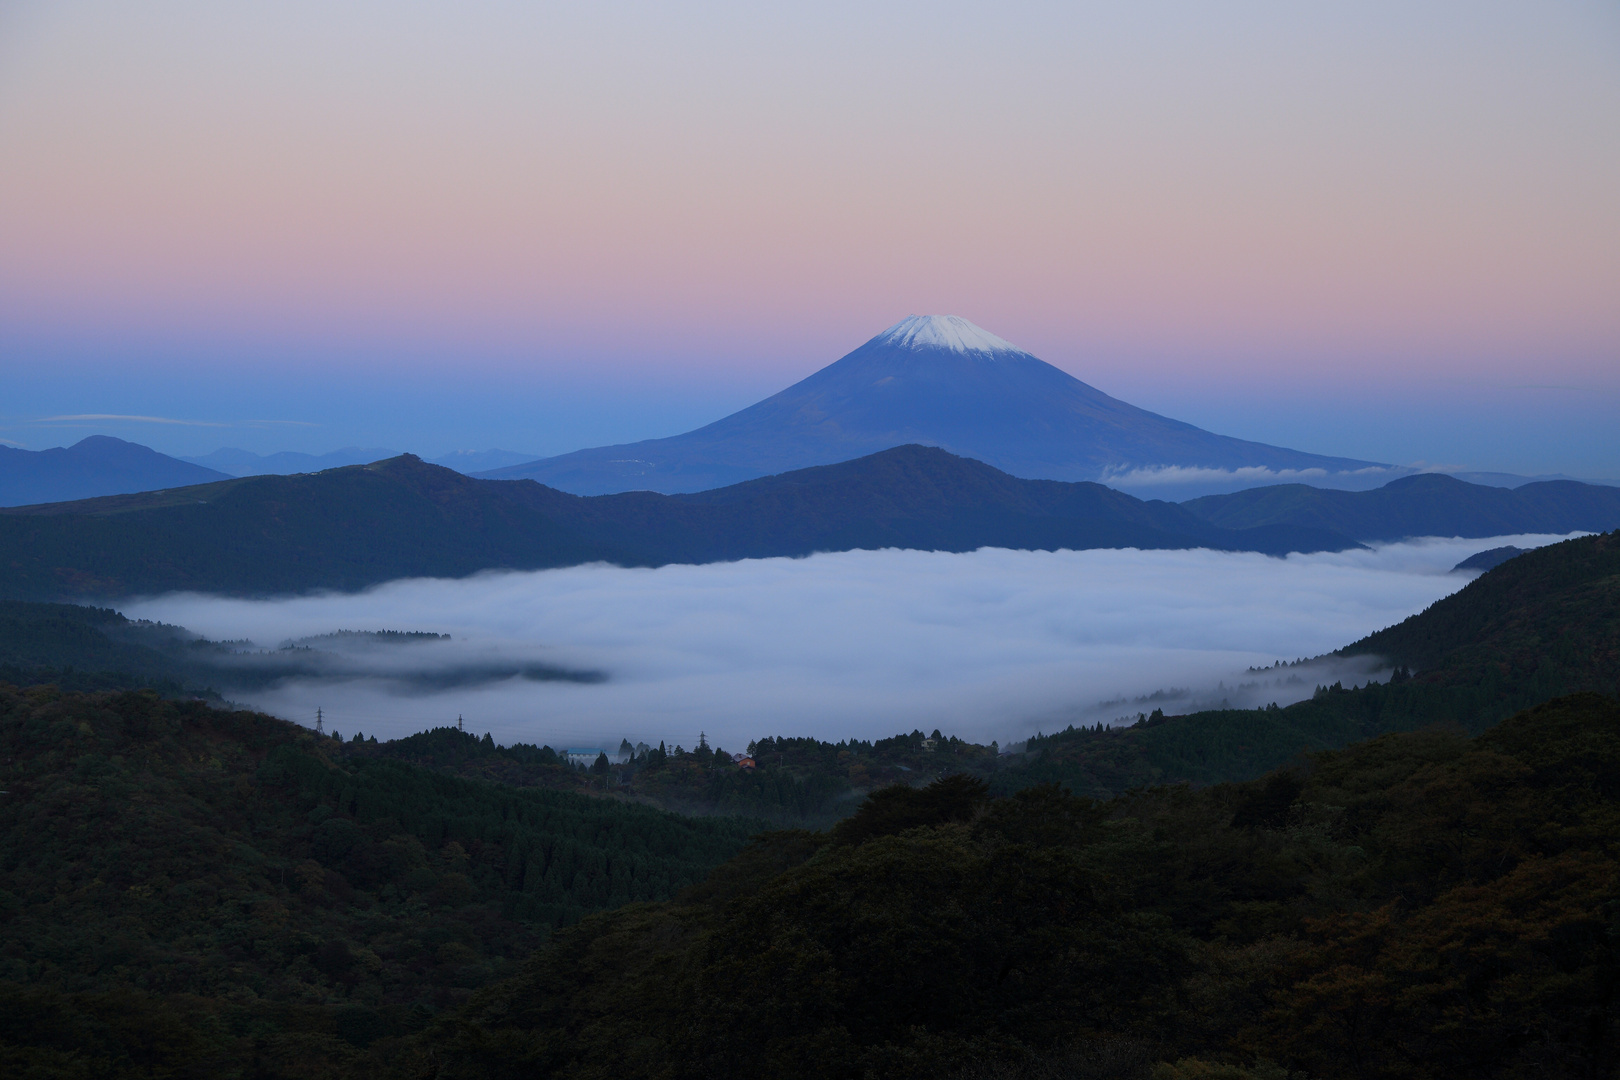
[3,2,1617,476]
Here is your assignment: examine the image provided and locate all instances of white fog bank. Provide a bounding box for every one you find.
[123,535,1579,753]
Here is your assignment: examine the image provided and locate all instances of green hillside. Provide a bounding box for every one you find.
[13,686,1618,1078]
[1343,530,1620,700]
[0,687,759,1077]
[0,601,600,700]
[1182,472,1620,540]
[399,693,1620,1080]
[0,600,205,694]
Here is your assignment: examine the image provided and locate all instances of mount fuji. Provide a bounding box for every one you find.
[481,315,1396,496]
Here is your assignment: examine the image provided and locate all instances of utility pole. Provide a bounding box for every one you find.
[315,708,324,735]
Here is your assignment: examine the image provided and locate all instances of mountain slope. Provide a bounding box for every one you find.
[1014,530,1620,800]
[0,686,759,1078]
[0,447,1357,600]
[1182,472,1620,540]
[178,447,536,477]
[0,600,205,693]
[0,436,229,506]
[1342,529,1620,700]
[0,458,612,599]
[178,446,400,477]
[404,694,1620,1080]
[481,315,1390,494]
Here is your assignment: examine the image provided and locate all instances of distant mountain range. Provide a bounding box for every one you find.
[5,436,1617,600]
[0,436,228,507]
[180,446,539,477]
[15,316,1610,510]
[0,447,1360,600]
[1182,474,1620,541]
[478,314,1401,496]
[0,440,547,506]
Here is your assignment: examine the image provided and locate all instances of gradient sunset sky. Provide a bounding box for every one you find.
[2,1,1617,475]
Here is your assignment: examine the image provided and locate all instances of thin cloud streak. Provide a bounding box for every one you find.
[36,413,226,426]
[125,535,1577,752]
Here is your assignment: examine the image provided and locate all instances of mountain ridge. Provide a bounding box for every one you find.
[1183,472,1620,540]
[180,446,541,477]
[0,446,1358,600]
[1341,528,1620,700]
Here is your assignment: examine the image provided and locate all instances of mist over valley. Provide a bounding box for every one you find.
[122,533,1574,751]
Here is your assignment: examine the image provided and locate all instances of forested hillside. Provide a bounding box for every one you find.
[8,687,1619,1077]
[1345,528,1620,696]
[1011,530,1620,797]
[395,693,1620,1080]
[0,687,759,1077]
[0,601,600,698]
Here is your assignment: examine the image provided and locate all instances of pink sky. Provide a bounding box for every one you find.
[1,1,1617,471]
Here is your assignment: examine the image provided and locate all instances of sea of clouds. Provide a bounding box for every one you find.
[123,534,1579,754]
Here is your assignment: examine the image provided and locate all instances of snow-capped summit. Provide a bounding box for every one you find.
[871,315,1028,357]
[482,315,1391,497]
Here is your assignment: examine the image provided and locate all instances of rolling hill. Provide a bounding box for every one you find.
[480,314,1394,495]
[0,436,228,506]
[1183,471,1620,540]
[1014,528,1620,799]
[178,445,400,476]
[180,446,539,476]
[1342,528,1620,700]
[0,685,761,1077]
[0,446,1357,600]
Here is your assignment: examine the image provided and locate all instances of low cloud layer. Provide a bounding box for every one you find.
[125,534,1577,753]
[1103,463,1410,499]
